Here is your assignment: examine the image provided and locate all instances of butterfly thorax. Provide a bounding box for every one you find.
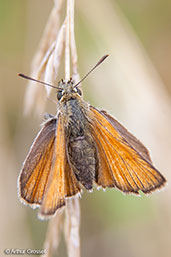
[61,97,98,190]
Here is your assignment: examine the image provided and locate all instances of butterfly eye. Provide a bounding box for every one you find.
[57,90,63,101]
[76,88,82,96]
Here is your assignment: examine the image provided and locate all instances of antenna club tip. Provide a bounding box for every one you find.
[102,54,109,60]
[18,73,24,78]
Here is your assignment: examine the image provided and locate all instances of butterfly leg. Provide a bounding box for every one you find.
[44,113,55,120]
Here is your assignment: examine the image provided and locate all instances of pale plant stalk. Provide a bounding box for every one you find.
[44,19,66,95]
[24,0,81,257]
[24,0,63,115]
[42,209,64,257]
[70,0,80,83]
[65,0,71,81]
[64,1,81,256]
[65,197,81,257]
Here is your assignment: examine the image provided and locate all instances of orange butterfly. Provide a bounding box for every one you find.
[18,55,166,219]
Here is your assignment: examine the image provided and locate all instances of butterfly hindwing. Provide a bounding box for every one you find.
[89,106,166,194]
[64,158,81,198]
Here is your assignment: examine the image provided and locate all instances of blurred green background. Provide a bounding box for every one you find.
[0,0,170,257]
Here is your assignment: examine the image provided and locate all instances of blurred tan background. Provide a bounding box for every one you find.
[0,0,170,256]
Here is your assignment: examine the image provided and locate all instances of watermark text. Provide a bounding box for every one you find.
[4,248,46,255]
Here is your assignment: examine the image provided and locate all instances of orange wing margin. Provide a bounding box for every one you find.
[89,106,166,194]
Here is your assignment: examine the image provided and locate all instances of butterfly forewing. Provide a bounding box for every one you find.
[92,132,116,188]
[40,114,81,218]
[100,110,152,164]
[89,106,166,194]
[19,118,57,205]
[19,114,81,219]
[40,114,65,217]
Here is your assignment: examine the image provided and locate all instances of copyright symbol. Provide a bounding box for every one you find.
[4,249,10,255]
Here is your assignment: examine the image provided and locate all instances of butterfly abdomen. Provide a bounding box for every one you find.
[68,136,98,190]
[62,98,98,190]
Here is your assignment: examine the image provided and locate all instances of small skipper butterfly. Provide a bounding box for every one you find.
[18,55,166,219]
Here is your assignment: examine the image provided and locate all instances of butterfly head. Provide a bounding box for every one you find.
[18,55,109,103]
[57,78,82,102]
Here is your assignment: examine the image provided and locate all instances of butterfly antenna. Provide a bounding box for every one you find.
[18,73,58,89]
[74,54,109,87]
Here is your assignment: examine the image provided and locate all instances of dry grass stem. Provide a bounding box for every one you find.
[24,0,63,114]
[70,0,80,83]
[64,1,81,256]
[44,19,66,96]
[31,0,63,70]
[41,209,64,257]
[65,0,71,80]
[37,41,56,81]
[44,49,55,96]
[54,20,66,80]
[24,0,81,256]
[65,198,81,257]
